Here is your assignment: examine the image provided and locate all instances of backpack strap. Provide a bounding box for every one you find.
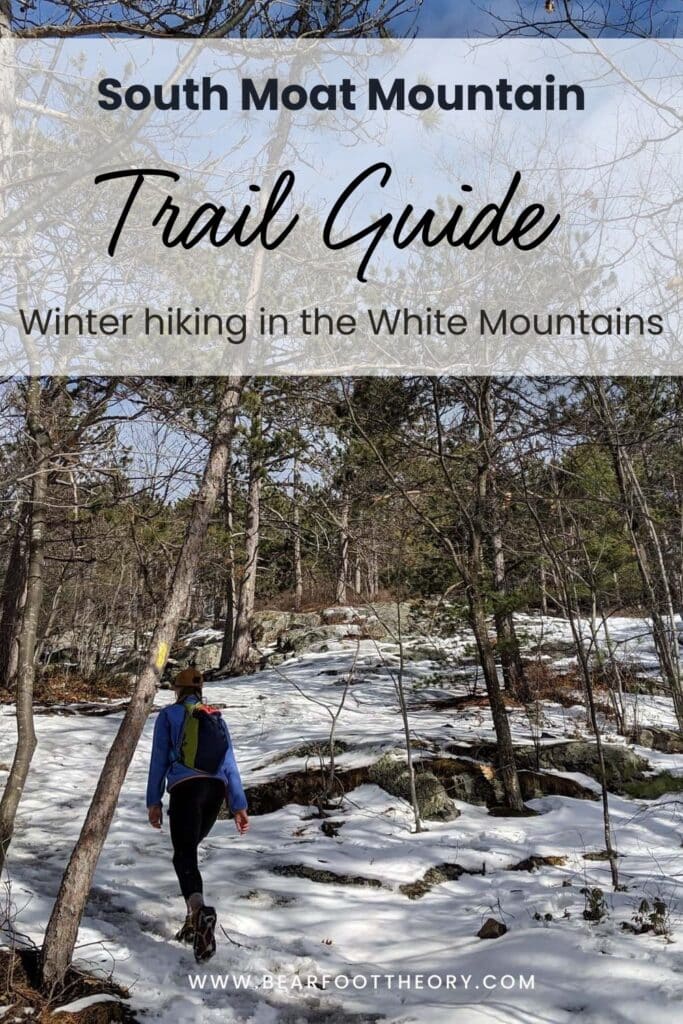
[172,698,198,766]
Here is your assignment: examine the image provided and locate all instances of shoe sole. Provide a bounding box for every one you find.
[193,906,217,962]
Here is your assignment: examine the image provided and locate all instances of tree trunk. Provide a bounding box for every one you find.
[292,459,303,612]
[0,504,29,690]
[468,588,524,811]
[539,559,549,616]
[228,413,262,674]
[0,383,48,873]
[335,492,350,605]
[219,464,236,669]
[40,377,243,990]
[0,1,10,36]
[491,522,528,702]
[479,380,528,702]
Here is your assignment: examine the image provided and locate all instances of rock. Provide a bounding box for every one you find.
[633,727,683,754]
[192,642,224,673]
[277,624,360,655]
[533,741,649,790]
[321,820,345,838]
[508,855,567,871]
[170,645,200,671]
[400,863,469,900]
[361,615,393,640]
[321,606,358,624]
[477,918,507,940]
[271,863,384,888]
[251,610,322,646]
[446,740,650,793]
[288,612,323,630]
[251,610,291,645]
[518,769,598,802]
[369,753,459,821]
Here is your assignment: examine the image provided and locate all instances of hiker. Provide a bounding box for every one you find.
[146,666,249,962]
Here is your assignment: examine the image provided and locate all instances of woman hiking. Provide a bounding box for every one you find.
[146,667,249,962]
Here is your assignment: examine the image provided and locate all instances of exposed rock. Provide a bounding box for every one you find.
[192,641,224,673]
[251,610,292,645]
[432,757,507,807]
[400,863,472,900]
[270,863,384,888]
[368,753,459,821]
[632,727,683,754]
[239,765,371,816]
[321,606,358,624]
[241,753,600,819]
[445,739,650,793]
[277,624,361,655]
[477,918,507,940]
[251,610,323,646]
[321,820,345,838]
[508,855,567,871]
[518,769,598,802]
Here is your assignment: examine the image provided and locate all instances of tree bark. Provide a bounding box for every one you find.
[0,504,29,689]
[335,491,350,605]
[468,586,524,811]
[292,458,303,611]
[0,382,48,873]
[228,411,262,674]
[219,463,236,669]
[40,378,244,990]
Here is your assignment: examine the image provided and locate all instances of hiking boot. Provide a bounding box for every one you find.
[193,905,217,962]
[175,913,195,944]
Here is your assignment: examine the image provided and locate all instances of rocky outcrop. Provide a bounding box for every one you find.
[241,751,601,818]
[368,753,460,822]
[632,727,683,755]
[445,739,650,793]
[251,610,322,646]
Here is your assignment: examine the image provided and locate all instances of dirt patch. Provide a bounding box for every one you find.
[0,672,133,708]
[0,947,135,1024]
[508,855,567,871]
[399,863,479,900]
[270,864,385,888]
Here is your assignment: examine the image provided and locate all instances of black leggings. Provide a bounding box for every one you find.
[168,778,225,900]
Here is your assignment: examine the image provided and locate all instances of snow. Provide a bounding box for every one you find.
[2,615,683,1023]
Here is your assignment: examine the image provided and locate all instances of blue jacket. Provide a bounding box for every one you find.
[146,697,248,812]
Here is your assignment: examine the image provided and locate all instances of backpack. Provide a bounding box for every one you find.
[176,700,229,774]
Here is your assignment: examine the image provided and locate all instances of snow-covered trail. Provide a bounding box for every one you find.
[2,625,683,1023]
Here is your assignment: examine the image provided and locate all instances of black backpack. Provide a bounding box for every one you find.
[177,700,229,774]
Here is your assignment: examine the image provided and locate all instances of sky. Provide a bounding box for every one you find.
[411,0,680,38]
[24,0,682,37]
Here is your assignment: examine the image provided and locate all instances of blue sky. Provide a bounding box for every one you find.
[25,1,682,36]
[412,0,679,37]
